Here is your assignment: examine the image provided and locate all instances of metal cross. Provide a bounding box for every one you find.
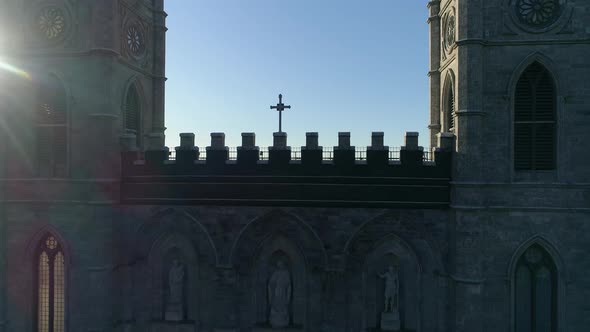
[270,94,291,133]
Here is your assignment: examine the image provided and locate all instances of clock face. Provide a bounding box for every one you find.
[126,24,145,57]
[37,7,66,41]
[516,0,561,28]
[443,12,456,55]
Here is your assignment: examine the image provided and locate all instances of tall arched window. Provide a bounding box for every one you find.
[36,75,68,177]
[442,72,456,132]
[514,62,556,170]
[124,84,141,147]
[515,244,557,332]
[35,234,66,332]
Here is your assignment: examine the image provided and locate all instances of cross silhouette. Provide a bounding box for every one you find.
[270,94,291,133]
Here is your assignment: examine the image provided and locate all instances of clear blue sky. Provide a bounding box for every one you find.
[164,0,431,149]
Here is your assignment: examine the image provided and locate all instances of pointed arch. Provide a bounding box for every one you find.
[28,227,70,332]
[35,74,68,177]
[122,78,144,148]
[229,209,327,270]
[507,52,563,96]
[508,235,566,332]
[441,70,456,132]
[134,208,219,267]
[513,59,557,171]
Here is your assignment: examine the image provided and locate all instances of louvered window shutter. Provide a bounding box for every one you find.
[37,77,68,177]
[514,63,556,170]
[125,85,141,147]
[447,88,455,130]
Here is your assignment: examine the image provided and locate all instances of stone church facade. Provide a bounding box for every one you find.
[0,0,589,331]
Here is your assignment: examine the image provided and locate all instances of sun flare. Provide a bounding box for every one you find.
[0,60,31,80]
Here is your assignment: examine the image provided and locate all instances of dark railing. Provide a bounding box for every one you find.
[166,147,436,162]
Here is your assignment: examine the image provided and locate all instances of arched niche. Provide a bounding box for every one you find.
[147,233,199,323]
[361,235,421,332]
[251,235,307,330]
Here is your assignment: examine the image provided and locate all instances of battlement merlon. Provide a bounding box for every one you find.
[120,131,454,209]
[121,131,455,168]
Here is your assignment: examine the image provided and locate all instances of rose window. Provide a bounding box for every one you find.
[37,7,66,40]
[443,13,456,54]
[46,236,58,250]
[516,0,561,27]
[126,25,145,56]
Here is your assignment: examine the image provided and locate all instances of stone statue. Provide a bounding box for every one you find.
[268,260,292,328]
[378,265,401,331]
[379,265,399,312]
[165,259,185,321]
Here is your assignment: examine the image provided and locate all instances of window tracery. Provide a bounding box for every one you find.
[35,234,66,332]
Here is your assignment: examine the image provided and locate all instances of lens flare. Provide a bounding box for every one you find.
[0,60,31,80]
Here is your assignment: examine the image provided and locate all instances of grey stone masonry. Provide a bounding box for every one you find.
[336,132,353,150]
[402,132,423,151]
[368,131,388,150]
[239,133,258,150]
[270,132,290,150]
[208,133,228,151]
[304,132,320,149]
[436,132,455,151]
[120,133,138,152]
[176,133,198,151]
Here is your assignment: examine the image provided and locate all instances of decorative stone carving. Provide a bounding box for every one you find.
[516,0,561,28]
[165,259,185,321]
[442,10,456,57]
[379,266,399,313]
[379,266,401,331]
[268,260,292,328]
[126,23,145,57]
[36,6,66,41]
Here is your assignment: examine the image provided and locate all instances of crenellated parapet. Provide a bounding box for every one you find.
[121,131,455,208]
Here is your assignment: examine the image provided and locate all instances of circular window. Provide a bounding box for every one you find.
[126,24,145,57]
[46,236,58,250]
[516,0,561,28]
[36,7,66,41]
[443,12,456,55]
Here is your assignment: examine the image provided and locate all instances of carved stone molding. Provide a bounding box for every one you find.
[505,0,573,34]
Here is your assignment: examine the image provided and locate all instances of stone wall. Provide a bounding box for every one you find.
[2,204,450,332]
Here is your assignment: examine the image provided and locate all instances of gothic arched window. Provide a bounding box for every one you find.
[124,84,141,147]
[442,72,456,132]
[35,234,66,332]
[515,244,557,332]
[36,75,68,177]
[514,62,556,170]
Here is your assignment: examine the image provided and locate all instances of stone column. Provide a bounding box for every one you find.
[428,0,442,148]
[151,1,168,137]
[454,0,486,182]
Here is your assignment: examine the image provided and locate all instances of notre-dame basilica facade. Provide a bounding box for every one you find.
[0,0,589,331]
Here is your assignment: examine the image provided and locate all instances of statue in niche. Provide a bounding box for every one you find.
[165,259,185,321]
[268,260,292,328]
[378,265,401,331]
[379,265,399,312]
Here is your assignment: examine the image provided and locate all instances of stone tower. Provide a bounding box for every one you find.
[0,1,167,330]
[428,0,589,182]
[0,0,167,180]
[428,1,590,332]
